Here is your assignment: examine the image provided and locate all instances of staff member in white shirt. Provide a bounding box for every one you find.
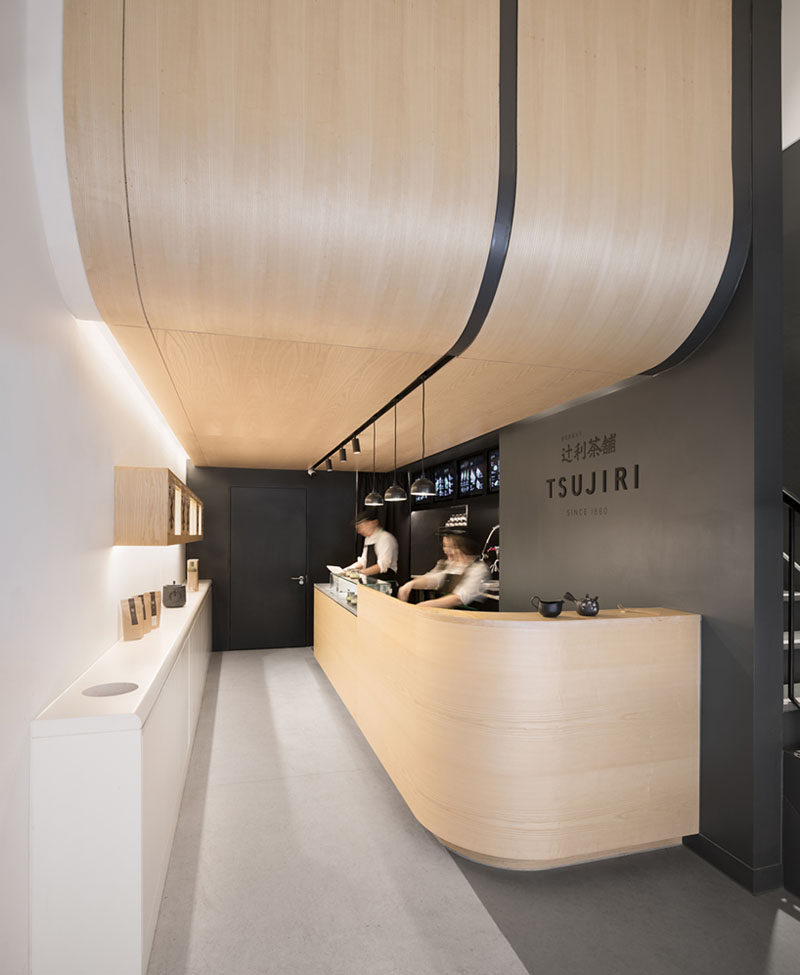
[345,511,399,588]
[397,531,489,609]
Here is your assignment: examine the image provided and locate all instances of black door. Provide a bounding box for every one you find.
[229,486,308,649]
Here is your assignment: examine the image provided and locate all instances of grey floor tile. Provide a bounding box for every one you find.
[452,844,800,975]
[184,650,373,793]
[148,649,527,975]
[150,646,800,975]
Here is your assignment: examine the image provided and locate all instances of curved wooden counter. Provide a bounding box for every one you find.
[314,584,700,870]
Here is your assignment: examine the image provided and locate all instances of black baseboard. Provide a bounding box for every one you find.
[683,834,782,893]
[785,749,800,897]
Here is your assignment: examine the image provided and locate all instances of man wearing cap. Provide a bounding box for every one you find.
[345,511,399,588]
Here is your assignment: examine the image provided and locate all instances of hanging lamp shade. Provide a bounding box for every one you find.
[410,381,435,496]
[410,474,435,496]
[365,422,384,506]
[384,482,407,502]
[384,403,407,502]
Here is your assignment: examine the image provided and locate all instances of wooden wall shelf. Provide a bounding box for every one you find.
[114,467,203,546]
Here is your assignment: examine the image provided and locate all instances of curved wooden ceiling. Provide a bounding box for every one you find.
[63,0,734,471]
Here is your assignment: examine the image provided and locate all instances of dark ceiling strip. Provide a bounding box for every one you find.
[310,0,518,471]
[640,0,752,376]
[447,0,518,358]
[119,0,207,463]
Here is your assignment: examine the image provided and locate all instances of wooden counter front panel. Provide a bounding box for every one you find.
[314,586,700,868]
[313,589,359,716]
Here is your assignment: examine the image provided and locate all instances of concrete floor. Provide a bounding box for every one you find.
[148,647,800,975]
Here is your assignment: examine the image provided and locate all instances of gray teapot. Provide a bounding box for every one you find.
[564,591,599,617]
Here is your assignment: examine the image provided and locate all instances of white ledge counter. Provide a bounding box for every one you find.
[32,581,212,737]
[30,582,212,975]
[314,583,700,870]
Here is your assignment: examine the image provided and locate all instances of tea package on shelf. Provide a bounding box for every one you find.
[137,594,152,635]
[121,597,145,641]
[187,558,199,593]
[148,590,162,629]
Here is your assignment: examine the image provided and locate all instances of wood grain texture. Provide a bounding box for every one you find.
[65,0,734,470]
[315,585,700,867]
[373,357,629,469]
[147,329,433,469]
[120,0,499,353]
[63,0,144,326]
[468,0,733,374]
[313,588,360,710]
[114,466,203,545]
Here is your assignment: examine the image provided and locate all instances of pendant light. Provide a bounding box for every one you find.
[410,381,435,497]
[384,403,407,502]
[364,423,384,506]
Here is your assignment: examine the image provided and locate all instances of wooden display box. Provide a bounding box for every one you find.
[114,467,204,546]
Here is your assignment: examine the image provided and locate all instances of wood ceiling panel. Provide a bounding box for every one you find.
[334,357,627,474]
[142,329,433,470]
[65,1,736,473]
[63,1,144,326]
[118,0,498,353]
[466,0,733,374]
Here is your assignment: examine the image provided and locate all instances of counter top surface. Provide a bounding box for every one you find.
[415,605,696,624]
[32,581,211,737]
[321,582,697,625]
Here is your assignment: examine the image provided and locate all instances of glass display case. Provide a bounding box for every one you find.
[330,570,359,608]
[328,570,392,613]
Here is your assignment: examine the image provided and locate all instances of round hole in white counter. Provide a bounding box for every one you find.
[82,682,139,697]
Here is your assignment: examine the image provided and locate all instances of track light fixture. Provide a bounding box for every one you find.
[352,437,361,455]
[384,403,407,502]
[325,458,333,472]
[410,381,435,497]
[364,423,384,506]
[339,447,347,463]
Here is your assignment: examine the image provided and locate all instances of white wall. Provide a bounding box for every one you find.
[0,3,188,971]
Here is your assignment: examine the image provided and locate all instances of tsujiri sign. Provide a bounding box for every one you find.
[544,429,640,513]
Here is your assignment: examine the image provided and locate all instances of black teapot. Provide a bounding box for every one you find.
[564,591,600,616]
[530,596,563,618]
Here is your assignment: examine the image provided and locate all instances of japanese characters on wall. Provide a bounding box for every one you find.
[545,430,640,516]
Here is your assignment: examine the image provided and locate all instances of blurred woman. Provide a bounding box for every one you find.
[397,531,489,609]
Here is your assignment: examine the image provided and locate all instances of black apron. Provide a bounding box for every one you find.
[439,571,461,596]
[438,563,484,610]
[365,540,397,590]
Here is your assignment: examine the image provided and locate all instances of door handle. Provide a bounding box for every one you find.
[290,575,306,586]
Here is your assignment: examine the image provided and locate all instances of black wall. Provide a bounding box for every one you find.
[501,253,782,891]
[372,431,500,582]
[500,0,782,891]
[784,139,800,497]
[408,496,499,576]
[187,466,357,651]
